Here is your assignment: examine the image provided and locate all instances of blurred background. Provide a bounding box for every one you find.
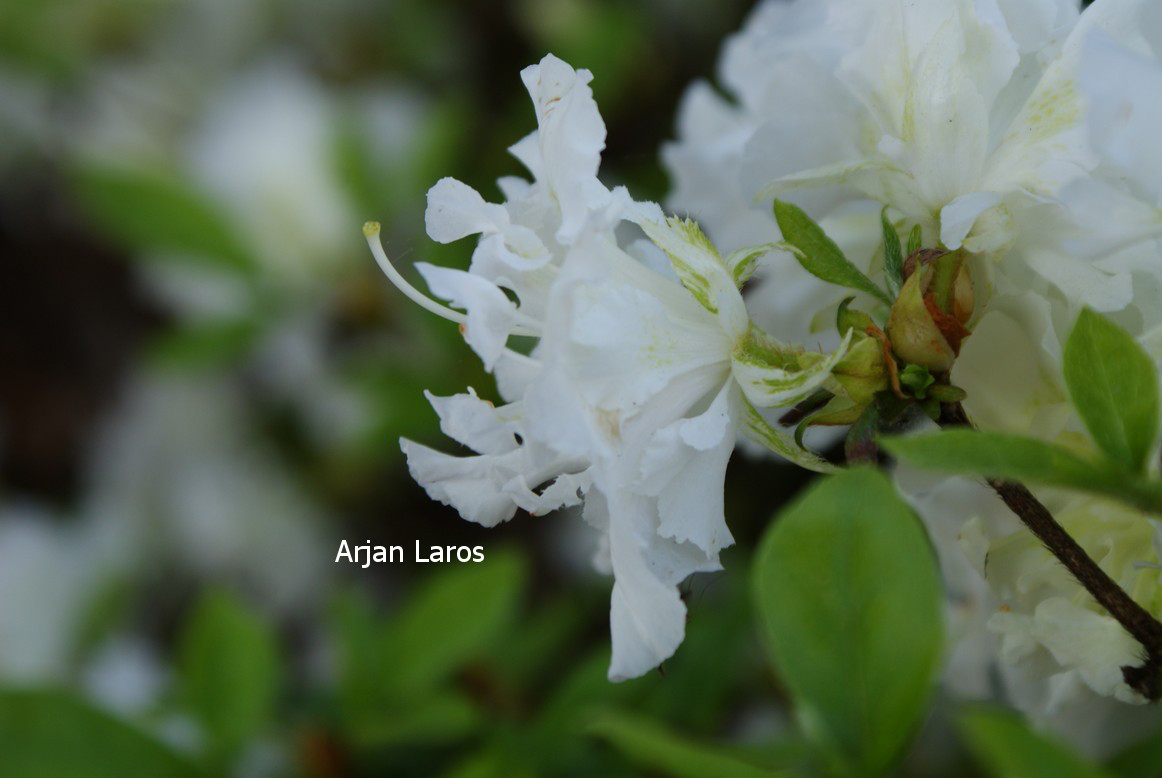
[0,0,859,775]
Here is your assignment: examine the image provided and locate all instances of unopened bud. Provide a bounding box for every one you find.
[886,266,957,371]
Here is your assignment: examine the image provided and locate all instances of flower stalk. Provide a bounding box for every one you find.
[941,402,1162,700]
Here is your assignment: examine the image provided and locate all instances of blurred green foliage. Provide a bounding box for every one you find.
[0,690,199,778]
[958,708,1114,778]
[178,590,282,762]
[2,1,1161,777]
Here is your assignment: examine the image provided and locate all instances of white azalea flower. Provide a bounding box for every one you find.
[664,0,1162,318]
[982,493,1161,703]
[1060,5,1162,326]
[370,54,850,680]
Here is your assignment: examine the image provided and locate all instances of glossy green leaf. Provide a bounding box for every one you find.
[882,430,1162,514]
[1108,730,1162,778]
[753,468,943,777]
[0,690,198,778]
[381,548,526,698]
[177,589,280,755]
[587,710,788,778]
[774,200,891,305]
[959,708,1112,778]
[73,165,254,271]
[1064,308,1160,473]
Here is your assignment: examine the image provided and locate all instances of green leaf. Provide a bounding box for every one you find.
[72,165,254,271]
[753,468,943,777]
[959,708,1113,778]
[881,207,903,298]
[447,746,540,778]
[773,200,891,306]
[346,692,482,748]
[1109,730,1162,778]
[1064,308,1160,472]
[147,319,261,370]
[0,690,198,778]
[881,430,1162,514]
[587,710,789,778]
[331,588,387,727]
[381,548,526,698]
[177,589,280,755]
[489,595,590,689]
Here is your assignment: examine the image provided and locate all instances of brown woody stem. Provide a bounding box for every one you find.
[940,402,1162,700]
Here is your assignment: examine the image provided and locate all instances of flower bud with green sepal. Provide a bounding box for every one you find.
[886,249,974,373]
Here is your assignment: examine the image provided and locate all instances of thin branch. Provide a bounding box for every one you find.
[940,402,1162,700]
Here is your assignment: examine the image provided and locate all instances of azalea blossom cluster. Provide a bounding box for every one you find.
[371,0,1162,737]
[661,0,1162,734]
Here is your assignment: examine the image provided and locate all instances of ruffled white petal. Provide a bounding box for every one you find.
[635,215,750,340]
[400,440,522,528]
[414,263,538,370]
[941,190,1003,249]
[423,388,519,456]
[991,597,1146,704]
[637,383,736,555]
[425,177,549,267]
[518,54,611,244]
[603,490,690,682]
[1082,31,1162,203]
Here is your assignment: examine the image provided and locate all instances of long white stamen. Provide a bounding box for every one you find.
[364,221,541,338]
[364,221,468,325]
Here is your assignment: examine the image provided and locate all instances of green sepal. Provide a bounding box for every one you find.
[906,224,923,257]
[732,326,854,410]
[927,384,967,404]
[930,250,965,315]
[740,393,836,473]
[881,207,904,298]
[899,364,935,398]
[724,243,777,287]
[794,395,866,453]
[831,336,889,408]
[837,296,876,339]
